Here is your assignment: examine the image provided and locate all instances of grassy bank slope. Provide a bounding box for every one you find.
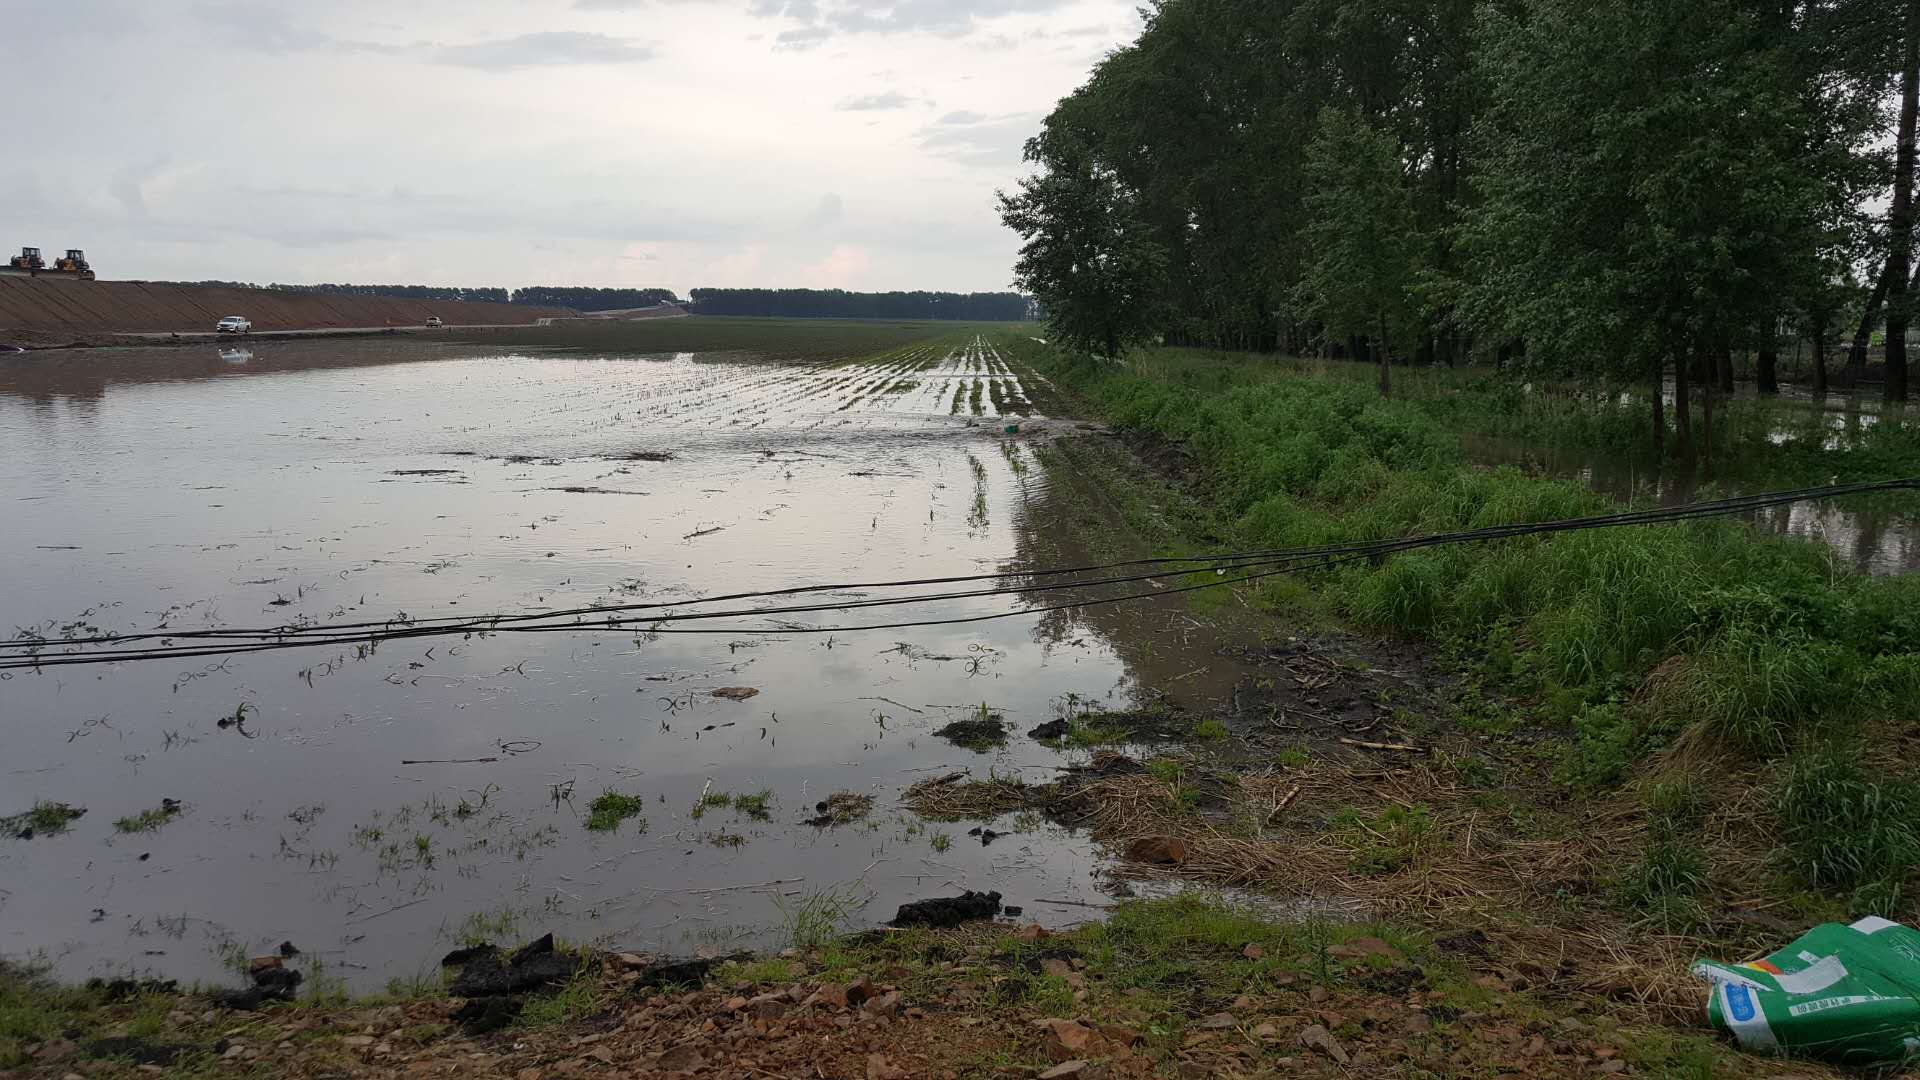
[1002,334,1920,921]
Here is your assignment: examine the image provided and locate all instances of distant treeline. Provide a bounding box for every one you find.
[173,281,514,304]
[167,282,686,310]
[509,286,681,311]
[158,281,1031,319]
[689,289,1033,321]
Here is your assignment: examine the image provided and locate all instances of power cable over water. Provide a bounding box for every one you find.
[2,479,1913,671]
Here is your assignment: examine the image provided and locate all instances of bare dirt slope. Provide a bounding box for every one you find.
[0,278,566,336]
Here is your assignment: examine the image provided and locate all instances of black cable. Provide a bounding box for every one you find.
[3,478,1912,670]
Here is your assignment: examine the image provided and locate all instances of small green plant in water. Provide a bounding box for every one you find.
[585,791,649,833]
[2,801,87,839]
[112,799,182,834]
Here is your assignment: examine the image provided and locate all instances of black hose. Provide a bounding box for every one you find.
[2,478,1912,670]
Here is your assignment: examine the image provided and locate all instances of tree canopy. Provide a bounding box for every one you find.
[1002,0,1913,409]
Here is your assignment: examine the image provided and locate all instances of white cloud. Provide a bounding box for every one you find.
[436,31,657,69]
[1,0,1142,292]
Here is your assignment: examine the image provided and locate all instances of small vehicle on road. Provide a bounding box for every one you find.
[216,315,251,334]
[425,316,443,328]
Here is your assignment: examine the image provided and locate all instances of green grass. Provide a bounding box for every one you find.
[690,789,775,821]
[1000,331,1920,908]
[112,800,181,834]
[2,801,86,839]
[515,964,603,1028]
[583,790,648,833]
[777,885,870,952]
[1779,744,1920,914]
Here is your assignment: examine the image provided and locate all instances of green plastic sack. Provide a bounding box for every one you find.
[1694,916,1920,1065]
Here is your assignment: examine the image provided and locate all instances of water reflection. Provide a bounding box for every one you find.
[0,339,1236,989]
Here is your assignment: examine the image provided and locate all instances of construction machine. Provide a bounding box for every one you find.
[7,246,45,273]
[53,249,94,280]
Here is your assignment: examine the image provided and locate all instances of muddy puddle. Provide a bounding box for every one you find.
[0,336,1266,989]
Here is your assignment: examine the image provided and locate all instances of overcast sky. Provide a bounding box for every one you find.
[4,0,1142,295]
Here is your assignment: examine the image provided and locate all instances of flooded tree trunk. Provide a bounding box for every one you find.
[1716,340,1735,394]
[1887,12,1919,403]
[1674,341,1694,456]
[1757,319,1779,395]
[1416,336,1435,367]
[1852,259,1893,380]
[1651,353,1667,460]
[1812,312,1829,395]
[1701,356,1716,474]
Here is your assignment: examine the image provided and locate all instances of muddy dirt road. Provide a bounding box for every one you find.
[0,335,1262,989]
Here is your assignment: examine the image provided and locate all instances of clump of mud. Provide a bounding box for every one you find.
[889,891,1003,929]
[934,714,1009,752]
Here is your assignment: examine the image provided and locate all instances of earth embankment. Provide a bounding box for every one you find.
[0,277,567,338]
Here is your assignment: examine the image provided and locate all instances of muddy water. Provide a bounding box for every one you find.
[0,336,1252,989]
[1464,394,1920,576]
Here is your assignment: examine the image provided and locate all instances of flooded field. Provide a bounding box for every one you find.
[1465,391,1920,576]
[0,335,1262,990]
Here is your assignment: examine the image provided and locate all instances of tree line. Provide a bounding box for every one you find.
[999,0,1917,447]
[510,286,683,311]
[688,288,1033,321]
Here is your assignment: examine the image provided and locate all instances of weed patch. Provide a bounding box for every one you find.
[584,791,648,833]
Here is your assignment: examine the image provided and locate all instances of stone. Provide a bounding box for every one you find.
[1039,1063,1093,1080]
[723,996,750,1012]
[866,1052,908,1079]
[1594,1062,1627,1075]
[653,1045,705,1071]
[1040,959,1075,979]
[341,1036,376,1048]
[862,992,901,1020]
[1042,1019,1099,1061]
[1197,1013,1238,1030]
[1126,836,1189,865]
[1095,1024,1141,1047]
[1015,924,1053,944]
[248,957,283,976]
[843,976,877,1007]
[1242,944,1265,960]
[1252,1023,1280,1040]
[1298,1024,1349,1065]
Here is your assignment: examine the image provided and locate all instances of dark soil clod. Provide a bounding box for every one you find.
[1027,719,1070,741]
[889,890,1003,929]
[934,717,1008,752]
[212,965,303,1010]
[447,933,579,998]
[452,995,523,1034]
[630,957,722,991]
[83,1036,185,1066]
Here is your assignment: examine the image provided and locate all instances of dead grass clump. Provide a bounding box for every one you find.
[902,774,1051,821]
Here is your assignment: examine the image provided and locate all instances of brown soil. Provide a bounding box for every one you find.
[0,277,566,338]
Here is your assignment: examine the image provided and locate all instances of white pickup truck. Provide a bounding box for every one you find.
[215,315,252,334]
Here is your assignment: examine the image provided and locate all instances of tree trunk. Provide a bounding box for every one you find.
[1812,311,1829,395]
[1651,352,1667,460]
[1674,342,1693,455]
[1701,354,1716,474]
[1717,339,1735,394]
[1375,317,1391,399]
[1757,317,1779,395]
[1887,10,1919,403]
[1852,259,1895,378]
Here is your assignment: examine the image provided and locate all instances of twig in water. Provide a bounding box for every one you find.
[399,757,499,765]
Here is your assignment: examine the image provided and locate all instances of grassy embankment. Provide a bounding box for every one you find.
[996,333,1920,931]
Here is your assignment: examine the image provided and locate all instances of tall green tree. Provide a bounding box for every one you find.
[997,133,1169,357]
[1298,106,1421,397]
[1458,0,1841,454]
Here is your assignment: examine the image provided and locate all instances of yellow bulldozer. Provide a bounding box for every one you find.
[5,246,96,279]
[54,249,94,279]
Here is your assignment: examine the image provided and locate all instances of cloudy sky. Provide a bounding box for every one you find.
[4,0,1142,295]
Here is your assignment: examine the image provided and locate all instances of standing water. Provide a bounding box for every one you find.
[0,338,1247,988]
